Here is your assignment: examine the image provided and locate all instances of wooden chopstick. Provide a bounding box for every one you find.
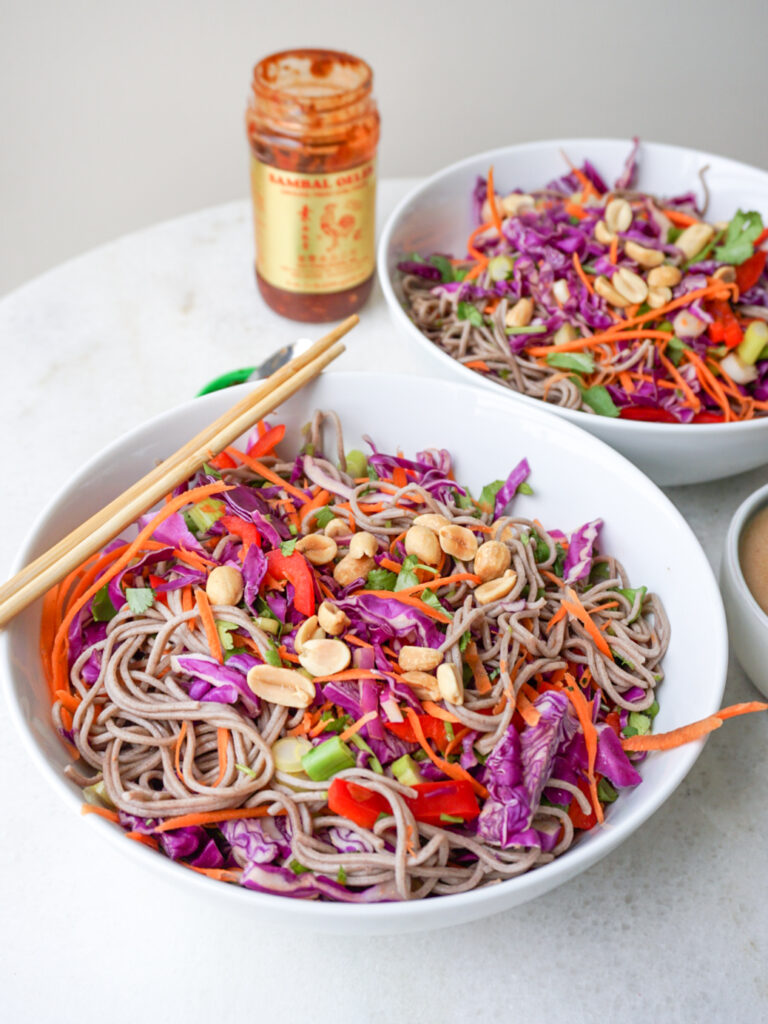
[0,315,358,628]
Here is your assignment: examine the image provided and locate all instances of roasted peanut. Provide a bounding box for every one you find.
[437,663,464,706]
[553,323,578,346]
[473,540,512,582]
[474,569,518,605]
[246,665,316,708]
[348,531,378,559]
[333,554,375,587]
[594,275,631,308]
[647,286,672,309]
[404,524,441,565]
[499,192,534,217]
[612,266,648,304]
[713,265,737,283]
[400,670,440,701]
[674,222,714,260]
[624,239,665,268]
[505,297,534,328]
[298,638,351,677]
[324,517,350,540]
[317,601,350,636]
[296,534,337,565]
[605,197,632,233]
[205,565,243,606]
[439,524,478,562]
[398,645,443,672]
[552,279,571,304]
[594,219,615,245]
[294,615,324,655]
[673,310,707,338]
[412,512,451,534]
[647,264,682,288]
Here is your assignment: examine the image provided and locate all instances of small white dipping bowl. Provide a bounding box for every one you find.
[720,482,768,697]
[378,138,768,486]
[2,372,727,933]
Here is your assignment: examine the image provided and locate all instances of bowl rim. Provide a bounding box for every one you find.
[1,369,729,926]
[724,481,768,629]
[377,136,768,436]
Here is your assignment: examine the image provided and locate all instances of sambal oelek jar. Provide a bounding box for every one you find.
[246,49,380,322]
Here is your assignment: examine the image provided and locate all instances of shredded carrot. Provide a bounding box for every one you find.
[558,588,613,658]
[421,701,462,723]
[309,668,387,684]
[622,701,768,751]
[486,166,504,237]
[663,208,699,227]
[339,711,379,741]
[445,726,472,757]
[81,804,120,823]
[195,588,223,663]
[155,806,284,832]
[184,865,242,882]
[564,201,588,220]
[212,728,229,787]
[405,708,488,798]
[298,488,330,526]
[563,673,603,823]
[309,717,333,739]
[287,712,315,737]
[125,831,160,850]
[515,688,541,727]
[464,359,490,372]
[464,642,492,694]
[572,251,594,295]
[391,572,481,598]
[225,447,308,502]
[609,236,618,265]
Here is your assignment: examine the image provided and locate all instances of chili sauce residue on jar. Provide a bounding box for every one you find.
[246,49,380,322]
[739,505,768,615]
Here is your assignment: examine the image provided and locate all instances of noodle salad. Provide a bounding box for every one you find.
[398,140,768,424]
[41,415,760,902]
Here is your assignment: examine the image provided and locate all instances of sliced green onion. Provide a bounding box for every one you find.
[487,255,515,281]
[83,781,114,808]
[737,320,768,366]
[235,763,258,778]
[505,324,548,335]
[254,615,280,636]
[597,778,619,804]
[439,813,465,825]
[272,736,312,774]
[301,736,357,781]
[628,711,652,735]
[187,498,225,533]
[391,754,424,787]
[348,733,383,773]
[345,449,368,478]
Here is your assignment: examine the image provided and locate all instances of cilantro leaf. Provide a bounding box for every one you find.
[478,479,505,513]
[517,481,533,495]
[280,538,298,556]
[581,385,620,418]
[125,587,155,615]
[459,630,472,652]
[714,209,764,265]
[457,301,485,327]
[546,351,595,374]
[430,254,455,283]
[263,641,282,668]
[367,568,398,591]
[420,589,451,617]
[92,584,118,622]
[314,506,336,529]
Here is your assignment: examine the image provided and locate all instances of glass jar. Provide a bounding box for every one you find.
[246,49,380,322]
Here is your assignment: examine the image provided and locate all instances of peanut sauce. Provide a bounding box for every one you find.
[739,505,768,615]
[246,49,380,322]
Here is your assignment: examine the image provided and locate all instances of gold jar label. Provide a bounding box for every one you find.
[250,157,377,294]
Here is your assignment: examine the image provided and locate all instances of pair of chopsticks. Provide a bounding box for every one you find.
[0,315,358,629]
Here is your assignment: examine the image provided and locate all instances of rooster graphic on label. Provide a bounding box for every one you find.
[319,202,360,251]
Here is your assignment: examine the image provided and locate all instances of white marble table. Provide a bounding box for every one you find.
[2,181,767,1023]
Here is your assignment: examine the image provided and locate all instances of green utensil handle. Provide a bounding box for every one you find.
[196,367,256,396]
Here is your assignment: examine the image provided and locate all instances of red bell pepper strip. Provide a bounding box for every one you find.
[619,407,678,423]
[247,424,286,459]
[692,411,726,424]
[219,515,262,554]
[735,249,767,295]
[265,548,315,616]
[208,451,238,470]
[148,574,169,606]
[568,777,598,831]
[708,298,744,349]
[328,778,390,829]
[328,778,480,829]
[386,716,452,753]
[405,781,480,825]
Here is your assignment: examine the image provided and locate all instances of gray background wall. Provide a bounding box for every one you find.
[2,0,766,296]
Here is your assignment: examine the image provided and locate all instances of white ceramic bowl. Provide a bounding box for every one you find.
[720,482,768,697]
[378,138,768,486]
[2,372,727,933]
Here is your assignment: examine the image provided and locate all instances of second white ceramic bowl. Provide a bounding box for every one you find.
[378,138,768,486]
